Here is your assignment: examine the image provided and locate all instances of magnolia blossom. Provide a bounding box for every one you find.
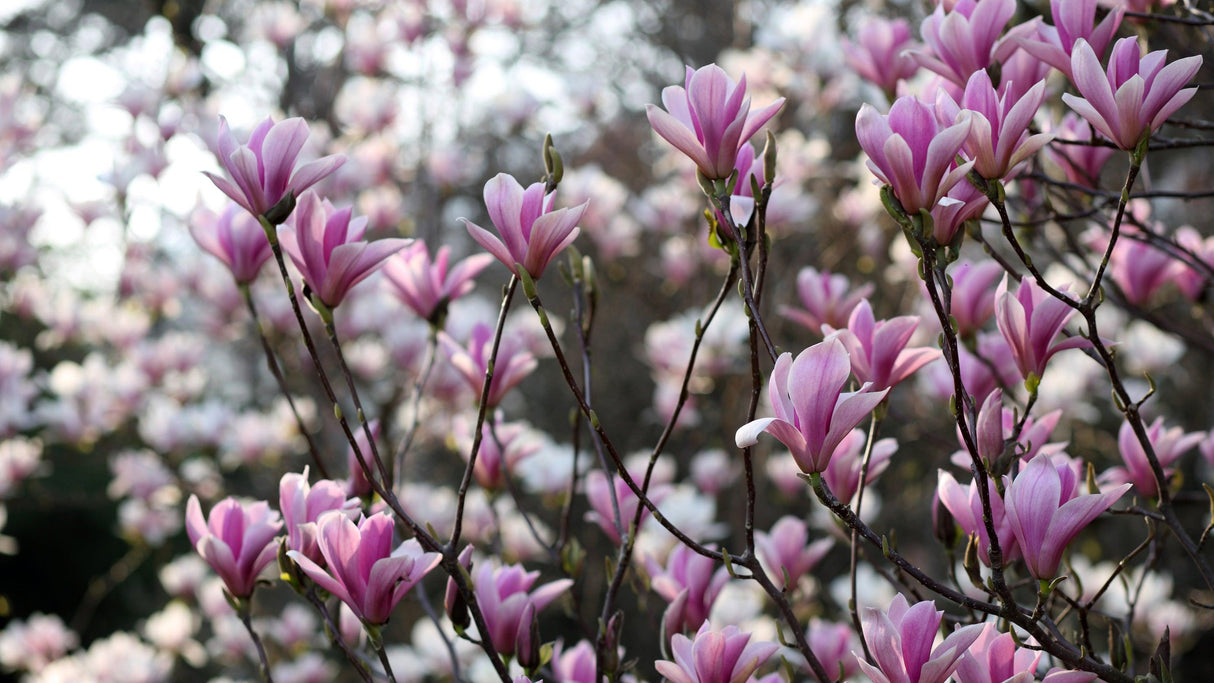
[754,516,833,590]
[1017,0,1124,79]
[463,173,587,280]
[936,470,1019,567]
[994,276,1091,384]
[947,261,1004,337]
[858,594,984,683]
[1043,113,1117,189]
[189,204,272,285]
[646,64,784,180]
[383,242,493,324]
[655,623,779,683]
[913,0,1028,87]
[647,544,730,635]
[1062,37,1202,151]
[287,512,440,624]
[842,17,920,95]
[940,70,1053,181]
[1107,417,1203,497]
[1004,454,1131,579]
[278,191,411,309]
[736,339,888,474]
[185,495,281,598]
[826,299,939,392]
[440,322,538,408]
[471,560,573,657]
[779,266,873,336]
[204,116,344,220]
[856,96,973,215]
[278,468,360,566]
[822,429,898,504]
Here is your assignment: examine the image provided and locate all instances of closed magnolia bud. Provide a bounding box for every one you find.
[932,489,959,550]
[515,603,540,672]
[445,545,474,632]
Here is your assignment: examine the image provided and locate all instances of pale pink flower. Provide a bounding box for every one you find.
[277,191,411,309]
[857,594,984,683]
[462,173,588,280]
[1172,226,1214,301]
[822,429,898,504]
[953,622,1041,683]
[452,414,542,491]
[189,204,273,284]
[779,266,874,337]
[655,623,779,683]
[1004,454,1130,579]
[940,70,1053,181]
[1107,417,1203,498]
[646,64,784,180]
[204,116,344,220]
[383,241,493,324]
[994,276,1091,383]
[805,619,860,681]
[827,300,940,392]
[1017,0,1124,80]
[647,544,730,634]
[843,17,921,95]
[287,512,440,624]
[913,0,1031,87]
[856,96,973,214]
[947,260,1004,337]
[440,322,538,408]
[736,339,888,474]
[185,494,282,598]
[754,516,833,590]
[928,179,988,245]
[936,469,1020,567]
[1062,37,1202,151]
[278,468,360,566]
[584,466,672,545]
[471,560,573,657]
[1043,113,1117,189]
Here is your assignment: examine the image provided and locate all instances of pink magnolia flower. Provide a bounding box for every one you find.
[1062,37,1202,151]
[551,639,601,683]
[856,96,973,214]
[647,544,730,634]
[1043,113,1117,189]
[948,261,1004,337]
[928,179,988,246]
[185,494,282,598]
[383,241,494,324]
[826,300,940,392]
[994,276,1091,383]
[913,0,1030,87]
[1017,0,1124,80]
[953,622,1041,683]
[822,429,898,504]
[655,623,779,683]
[204,116,345,220]
[584,465,673,545]
[645,64,785,180]
[440,322,538,408]
[452,414,542,491]
[462,173,588,280]
[842,17,921,95]
[1004,454,1130,579]
[936,469,1020,566]
[778,266,874,336]
[735,338,889,474]
[950,389,1066,470]
[277,191,411,309]
[189,204,273,284]
[754,516,833,590]
[939,70,1053,181]
[1172,226,1214,301]
[472,560,573,657]
[286,512,440,624]
[1106,417,1203,498]
[805,619,861,681]
[278,468,360,566]
[858,594,984,683]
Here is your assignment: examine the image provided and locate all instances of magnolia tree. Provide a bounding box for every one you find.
[3,0,1214,681]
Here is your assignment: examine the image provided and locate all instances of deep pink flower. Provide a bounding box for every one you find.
[754,516,833,590]
[913,0,1030,87]
[472,560,572,657]
[994,276,1091,383]
[858,594,984,683]
[856,96,973,214]
[655,623,779,683]
[1004,454,1130,579]
[383,241,494,324]
[646,544,730,634]
[1043,113,1117,189]
[190,204,273,284]
[185,494,282,598]
[278,468,360,566]
[1063,37,1202,151]
[940,70,1053,181]
[826,299,940,392]
[287,512,440,624]
[1107,417,1203,498]
[805,619,860,681]
[1017,0,1124,80]
[646,64,784,180]
[204,116,345,220]
[842,17,921,95]
[736,338,889,474]
[779,266,874,336]
[462,173,588,280]
[440,322,538,408]
[277,191,411,309]
[1093,221,1178,305]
